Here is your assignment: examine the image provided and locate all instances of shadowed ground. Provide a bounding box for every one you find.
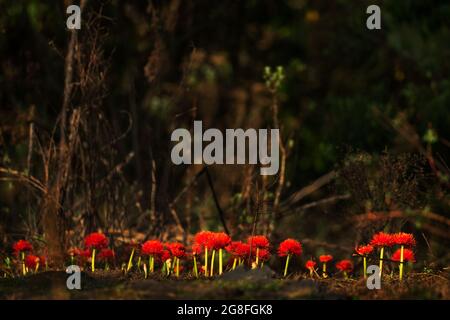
[0,267,447,300]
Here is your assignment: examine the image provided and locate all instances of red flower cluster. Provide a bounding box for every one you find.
[69,247,92,258]
[392,233,416,247]
[257,249,271,262]
[226,241,250,258]
[84,233,108,250]
[336,259,353,272]
[194,231,214,250]
[25,255,40,269]
[391,249,415,262]
[161,249,171,262]
[210,232,231,250]
[191,243,203,256]
[167,242,186,259]
[355,244,374,256]
[141,240,164,257]
[247,235,270,249]
[13,240,33,254]
[305,260,316,270]
[98,249,115,261]
[277,239,302,257]
[319,254,333,263]
[370,232,394,247]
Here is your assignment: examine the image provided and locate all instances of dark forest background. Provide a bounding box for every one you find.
[0,0,449,268]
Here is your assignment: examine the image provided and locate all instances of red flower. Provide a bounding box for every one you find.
[226,241,250,259]
[210,232,231,250]
[167,242,186,259]
[225,241,246,257]
[336,259,353,272]
[355,244,374,256]
[194,231,214,249]
[81,249,92,258]
[13,240,33,253]
[391,248,415,262]
[160,249,171,262]
[84,233,108,250]
[191,243,203,256]
[258,249,271,262]
[319,254,333,263]
[305,260,316,270]
[68,247,82,256]
[141,240,164,256]
[392,232,416,247]
[247,235,270,249]
[25,255,40,269]
[278,239,302,257]
[98,249,115,261]
[370,232,394,247]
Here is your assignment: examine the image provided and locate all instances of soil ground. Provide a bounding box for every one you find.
[0,267,448,300]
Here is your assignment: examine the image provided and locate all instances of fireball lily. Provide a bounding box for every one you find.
[209,232,231,276]
[370,232,394,278]
[336,259,353,279]
[84,232,108,272]
[167,242,186,277]
[319,254,333,278]
[142,240,164,273]
[392,232,416,281]
[248,235,270,269]
[195,231,213,276]
[305,260,319,278]
[13,240,33,276]
[355,244,374,279]
[278,239,302,277]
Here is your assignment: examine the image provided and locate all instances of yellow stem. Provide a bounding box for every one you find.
[399,245,404,281]
[126,248,135,272]
[204,247,208,276]
[21,252,26,276]
[255,248,260,268]
[232,258,237,270]
[219,249,223,275]
[379,247,384,278]
[91,249,96,272]
[283,254,291,277]
[363,257,367,279]
[210,250,216,276]
[193,256,198,278]
[322,263,327,278]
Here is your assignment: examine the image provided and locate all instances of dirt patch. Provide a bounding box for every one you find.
[0,270,447,300]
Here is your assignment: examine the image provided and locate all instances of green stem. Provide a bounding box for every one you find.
[137,256,141,270]
[193,256,198,278]
[91,249,96,272]
[126,248,135,272]
[210,250,216,276]
[399,245,404,281]
[150,255,155,273]
[283,254,291,277]
[379,247,384,278]
[219,248,223,275]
